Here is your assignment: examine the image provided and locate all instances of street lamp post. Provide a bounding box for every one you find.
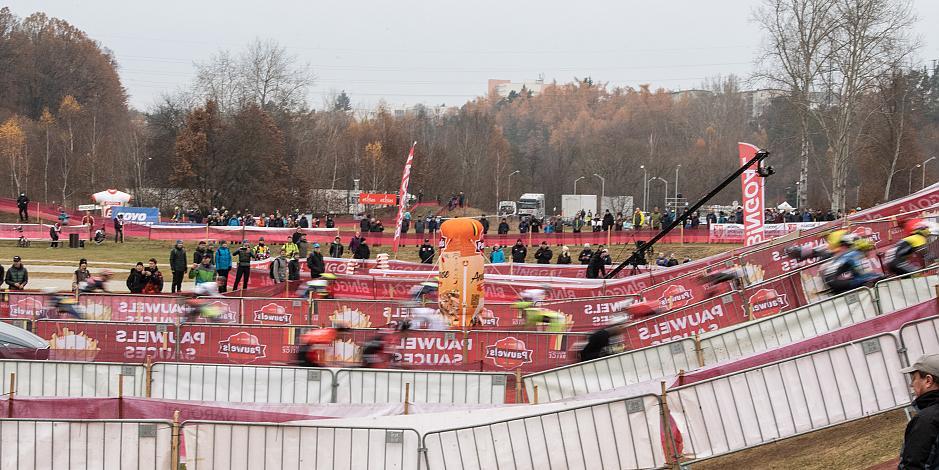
[507,170,520,210]
[909,164,921,195]
[574,176,585,195]
[592,173,605,214]
[923,157,936,189]
[650,177,668,210]
[640,165,647,212]
[674,164,681,199]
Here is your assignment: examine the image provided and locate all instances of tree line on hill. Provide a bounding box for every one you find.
[0,1,936,216]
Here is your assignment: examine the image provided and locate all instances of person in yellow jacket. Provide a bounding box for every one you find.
[282,235,300,258]
[631,207,646,229]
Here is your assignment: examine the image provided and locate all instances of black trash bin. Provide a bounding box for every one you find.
[68,233,79,248]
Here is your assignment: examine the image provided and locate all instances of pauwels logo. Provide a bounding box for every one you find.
[748,288,789,319]
[218,332,267,362]
[485,337,532,370]
[253,303,292,324]
[657,285,694,309]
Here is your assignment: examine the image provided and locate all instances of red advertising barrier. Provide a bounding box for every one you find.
[146,225,340,245]
[623,292,748,349]
[359,193,398,205]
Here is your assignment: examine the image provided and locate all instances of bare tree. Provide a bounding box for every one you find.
[820,0,917,212]
[755,0,838,209]
[193,39,314,113]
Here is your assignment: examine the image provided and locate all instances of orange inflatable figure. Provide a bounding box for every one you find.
[438,218,485,327]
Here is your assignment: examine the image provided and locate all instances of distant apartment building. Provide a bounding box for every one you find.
[488,78,546,98]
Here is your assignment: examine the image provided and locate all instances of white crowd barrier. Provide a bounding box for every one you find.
[876,269,939,314]
[668,333,908,461]
[0,419,173,469]
[700,288,878,364]
[333,369,510,405]
[181,421,421,470]
[522,339,697,403]
[150,363,334,404]
[421,394,666,470]
[523,287,881,402]
[899,315,939,361]
[0,360,145,398]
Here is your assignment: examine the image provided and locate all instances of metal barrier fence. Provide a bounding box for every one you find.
[421,394,666,470]
[0,359,144,398]
[180,421,421,470]
[699,287,878,365]
[522,339,697,403]
[522,287,881,402]
[0,418,174,469]
[876,268,939,314]
[333,369,510,405]
[150,363,334,404]
[899,315,939,362]
[668,333,909,462]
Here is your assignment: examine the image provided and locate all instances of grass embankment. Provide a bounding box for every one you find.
[691,409,907,470]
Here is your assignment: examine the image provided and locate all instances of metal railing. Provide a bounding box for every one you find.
[421,394,666,470]
[333,369,510,405]
[875,267,939,314]
[180,421,421,470]
[150,363,334,404]
[699,287,878,365]
[0,359,144,398]
[522,338,696,403]
[668,333,909,462]
[0,419,174,469]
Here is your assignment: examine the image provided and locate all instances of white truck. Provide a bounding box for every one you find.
[561,194,597,222]
[498,201,517,217]
[517,193,545,220]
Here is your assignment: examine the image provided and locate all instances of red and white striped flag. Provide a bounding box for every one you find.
[393,141,417,253]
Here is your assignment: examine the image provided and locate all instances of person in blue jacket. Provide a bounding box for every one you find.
[490,245,505,263]
[214,240,233,293]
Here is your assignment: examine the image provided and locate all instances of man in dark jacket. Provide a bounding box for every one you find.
[359,214,371,233]
[498,218,510,235]
[4,256,27,290]
[534,241,552,264]
[113,214,125,243]
[899,354,939,469]
[578,244,593,264]
[193,241,208,265]
[169,240,187,293]
[354,238,370,259]
[126,262,147,293]
[602,210,615,231]
[479,215,490,234]
[16,193,28,221]
[232,241,255,290]
[511,239,527,263]
[307,243,325,278]
[418,239,435,264]
[586,251,607,279]
[329,236,344,258]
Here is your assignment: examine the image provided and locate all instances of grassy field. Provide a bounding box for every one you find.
[0,237,737,269]
[692,409,907,470]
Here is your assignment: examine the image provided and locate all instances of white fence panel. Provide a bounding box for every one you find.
[182,422,420,470]
[668,334,908,461]
[0,419,173,469]
[0,360,144,398]
[877,272,939,314]
[422,394,665,470]
[522,339,697,403]
[333,369,509,404]
[151,363,333,404]
[900,316,939,360]
[701,288,878,364]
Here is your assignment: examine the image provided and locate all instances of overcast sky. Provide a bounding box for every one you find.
[8,0,939,112]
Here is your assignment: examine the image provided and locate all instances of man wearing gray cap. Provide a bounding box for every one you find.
[899,354,939,469]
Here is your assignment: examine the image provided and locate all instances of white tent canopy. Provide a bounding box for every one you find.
[776,201,794,211]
